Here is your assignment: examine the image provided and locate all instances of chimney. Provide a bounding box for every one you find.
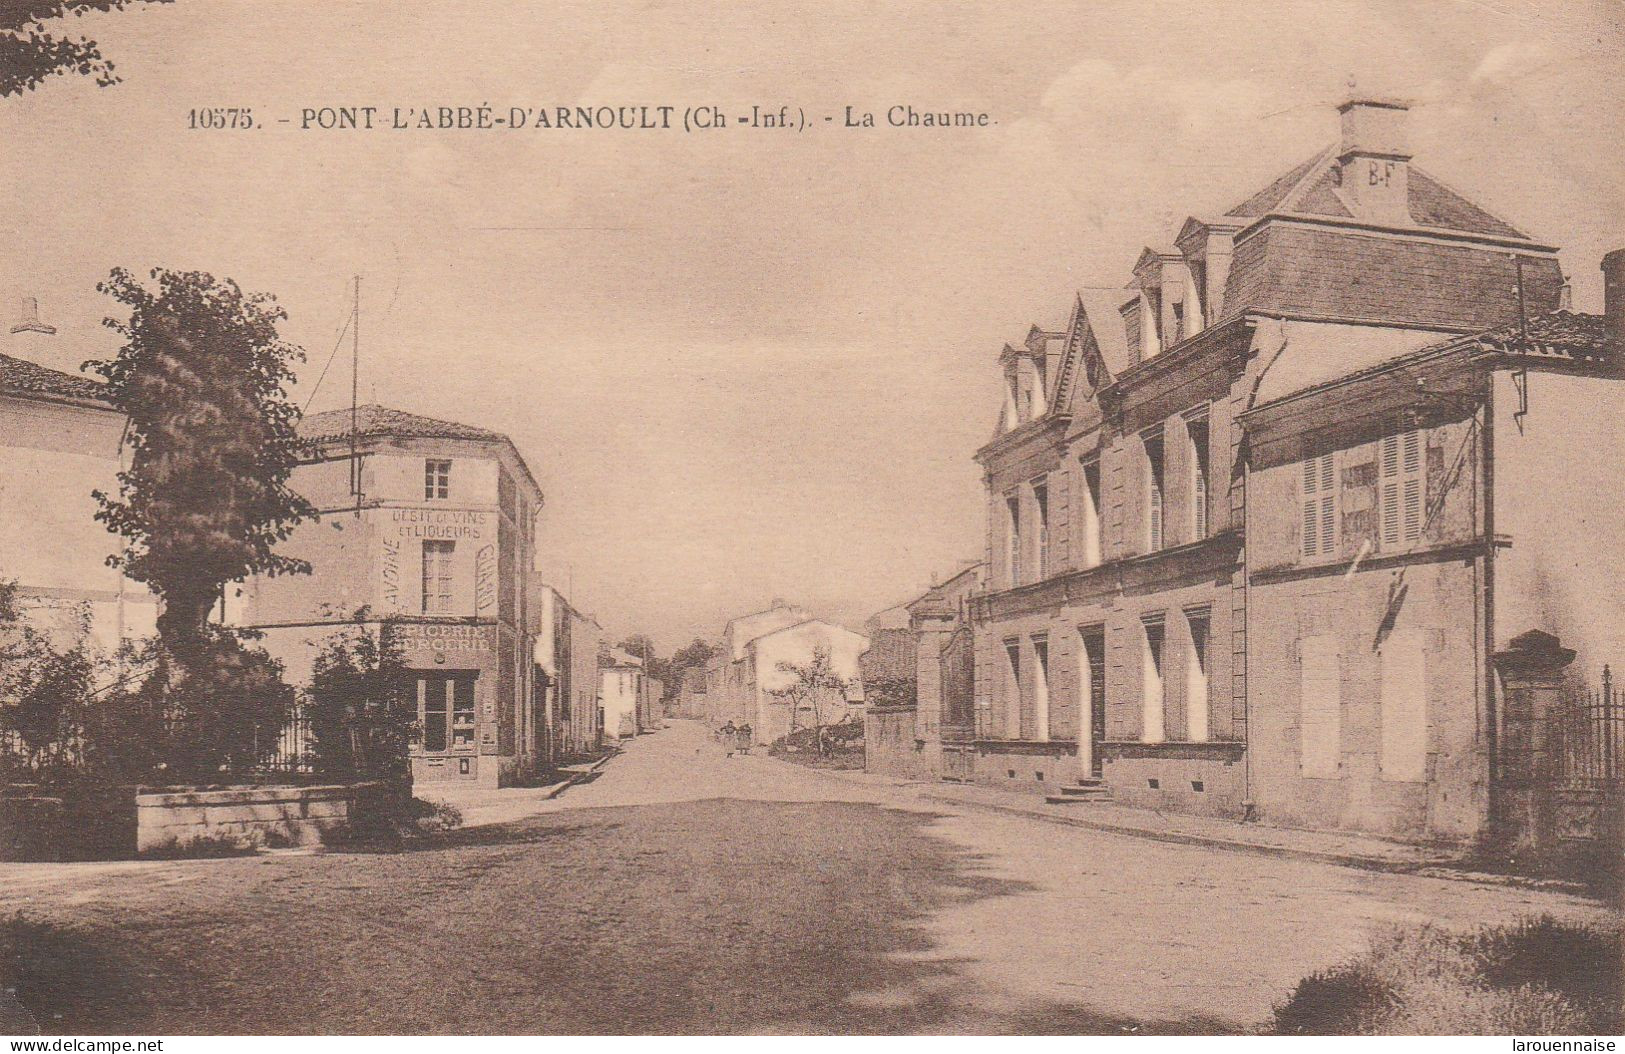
[10,297,56,337]
[1604,249,1625,353]
[1336,98,1412,226]
[7,296,86,377]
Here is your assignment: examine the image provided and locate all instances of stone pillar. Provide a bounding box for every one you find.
[1492,629,1576,851]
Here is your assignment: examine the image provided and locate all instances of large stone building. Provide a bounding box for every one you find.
[963,98,1623,845]
[0,299,157,656]
[234,405,544,787]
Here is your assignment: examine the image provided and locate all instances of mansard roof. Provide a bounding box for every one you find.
[1223,145,1532,241]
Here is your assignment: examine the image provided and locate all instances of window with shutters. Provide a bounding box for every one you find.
[1186,410,1210,541]
[1300,451,1337,560]
[1003,640,1022,738]
[1144,429,1165,552]
[1004,494,1021,586]
[1033,477,1050,580]
[1140,615,1166,743]
[1379,429,1424,549]
[1079,457,1103,568]
[1184,607,1211,743]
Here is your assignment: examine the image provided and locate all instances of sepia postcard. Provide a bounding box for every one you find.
[0,0,1621,1045]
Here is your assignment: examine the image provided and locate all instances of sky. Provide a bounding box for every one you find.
[2,0,1621,649]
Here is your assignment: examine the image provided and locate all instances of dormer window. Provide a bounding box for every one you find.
[1143,287,1164,358]
[1188,260,1209,329]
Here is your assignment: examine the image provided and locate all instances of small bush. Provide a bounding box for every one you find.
[1271,915,1622,1035]
[1272,964,1396,1035]
[140,830,263,859]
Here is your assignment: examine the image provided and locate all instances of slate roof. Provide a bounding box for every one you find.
[298,404,507,444]
[1224,145,1532,240]
[0,353,109,405]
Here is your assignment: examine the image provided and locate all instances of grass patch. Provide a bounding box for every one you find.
[1271,915,1622,1035]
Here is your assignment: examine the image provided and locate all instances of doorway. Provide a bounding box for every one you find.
[1079,627,1106,778]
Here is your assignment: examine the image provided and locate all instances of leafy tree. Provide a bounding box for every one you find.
[0,582,96,776]
[305,617,414,783]
[617,634,674,687]
[88,267,314,676]
[769,645,852,756]
[671,638,717,671]
[0,1,172,98]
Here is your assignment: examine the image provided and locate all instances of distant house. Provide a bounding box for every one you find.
[531,580,603,759]
[600,647,645,742]
[0,298,157,655]
[705,602,869,745]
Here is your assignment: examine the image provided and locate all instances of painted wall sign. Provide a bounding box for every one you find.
[395,623,495,653]
[475,544,497,614]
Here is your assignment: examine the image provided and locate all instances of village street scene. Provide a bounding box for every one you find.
[1,0,1622,1041]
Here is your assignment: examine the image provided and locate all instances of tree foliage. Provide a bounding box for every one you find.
[0,1,171,98]
[89,267,314,663]
[306,617,414,783]
[770,645,852,755]
[0,582,95,776]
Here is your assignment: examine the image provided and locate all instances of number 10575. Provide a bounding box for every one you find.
[188,108,254,129]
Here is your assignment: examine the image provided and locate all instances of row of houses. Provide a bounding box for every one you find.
[0,299,653,788]
[868,97,1625,849]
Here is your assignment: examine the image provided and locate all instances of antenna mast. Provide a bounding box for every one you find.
[351,275,361,512]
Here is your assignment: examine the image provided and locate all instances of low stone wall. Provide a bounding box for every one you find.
[0,780,401,860]
[135,782,387,853]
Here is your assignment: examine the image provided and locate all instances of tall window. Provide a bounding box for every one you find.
[1187,412,1210,541]
[1379,429,1423,548]
[1301,451,1337,559]
[425,458,451,500]
[1140,615,1165,743]
[1033,477,1050,580]
[1003,640,1022,739]
[1079,454,1105,568]
[1031,635,1051,742]
[1144,429,1165,552]
[1184,608,1211,742]
[1005,494,1021,587]
[421,540,455,614]
[1299,635,1342,778]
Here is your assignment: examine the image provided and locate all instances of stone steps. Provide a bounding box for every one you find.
[1044,777,1111,805]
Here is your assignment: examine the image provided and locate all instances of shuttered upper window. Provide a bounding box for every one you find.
[1380,430,1424,549]
[1300,452,1337,559]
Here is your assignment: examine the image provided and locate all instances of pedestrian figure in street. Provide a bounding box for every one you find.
[720,721,736,757]
[736,723,752,756]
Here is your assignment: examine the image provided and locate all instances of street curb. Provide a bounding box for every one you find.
[914,792,1595,895]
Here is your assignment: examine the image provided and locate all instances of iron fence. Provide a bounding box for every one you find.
[1557,666,1625,791]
